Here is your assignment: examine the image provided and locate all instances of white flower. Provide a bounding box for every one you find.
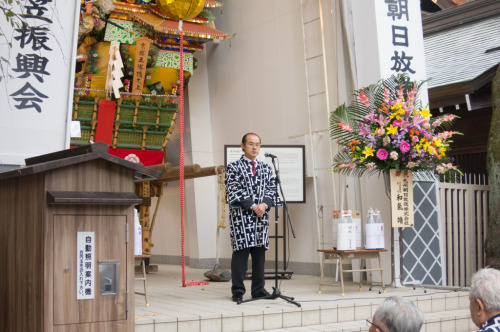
[390,151,398,160]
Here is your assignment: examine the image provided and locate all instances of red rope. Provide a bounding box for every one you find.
[178,20,208,287]
[179,22,186,287]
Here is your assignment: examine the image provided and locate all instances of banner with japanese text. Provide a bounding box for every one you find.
[351,0,428,105]
[0,0,79,165]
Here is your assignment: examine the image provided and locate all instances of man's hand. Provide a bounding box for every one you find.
[252,203,267,218]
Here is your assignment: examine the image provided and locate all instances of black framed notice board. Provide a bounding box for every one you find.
[224,145,306,203]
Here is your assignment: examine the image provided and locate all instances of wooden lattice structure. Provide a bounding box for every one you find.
[71,96,177,151]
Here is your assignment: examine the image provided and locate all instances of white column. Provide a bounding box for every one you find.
[185,48,220,268]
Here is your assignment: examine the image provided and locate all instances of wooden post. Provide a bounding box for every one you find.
[136,181,152,255]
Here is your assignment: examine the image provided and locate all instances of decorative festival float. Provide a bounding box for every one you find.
[73,0,229,271]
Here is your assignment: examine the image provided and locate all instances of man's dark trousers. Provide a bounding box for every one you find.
[231,246,266,296]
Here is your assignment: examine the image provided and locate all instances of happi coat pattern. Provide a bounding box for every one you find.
[225,156,277,251]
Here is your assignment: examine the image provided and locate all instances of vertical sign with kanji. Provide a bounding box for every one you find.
[351,0,428,105]
[0,1,79,165]
[77,232,95,300]
[131,37,150,100]
[376,0,428,96]
[389,169,414,228]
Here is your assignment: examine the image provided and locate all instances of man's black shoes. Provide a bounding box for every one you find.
[232,293,243,303]
[251,290,273,299]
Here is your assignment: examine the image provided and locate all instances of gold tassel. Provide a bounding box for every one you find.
[112,121,121,149]
[73,95,80,120]
[141,125,148,150]
[133,99,139,128]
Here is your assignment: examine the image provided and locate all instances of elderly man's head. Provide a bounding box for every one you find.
[469,268,500,328]
[368,296,424,332]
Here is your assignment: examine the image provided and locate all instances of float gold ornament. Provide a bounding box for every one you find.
[157,0,205,21]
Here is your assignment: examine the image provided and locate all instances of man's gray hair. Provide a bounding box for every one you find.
[373,296,424,332]
[469,268,500,312]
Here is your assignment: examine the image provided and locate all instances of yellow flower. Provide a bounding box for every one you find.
[423,141,432,152]
[433,139,443,148]
[386,124,398,135]
[362,146,375,158]
[418,108,431,118]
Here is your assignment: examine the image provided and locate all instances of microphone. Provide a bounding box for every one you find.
[264,152,277,158]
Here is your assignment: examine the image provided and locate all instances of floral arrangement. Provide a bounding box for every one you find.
[330,74,461,176]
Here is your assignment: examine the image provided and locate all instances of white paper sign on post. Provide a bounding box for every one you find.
[390,169,414,227]
[134,210,143,256]
[77,232,95,300]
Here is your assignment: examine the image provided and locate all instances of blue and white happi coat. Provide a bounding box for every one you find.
[225,156,277,252]
[478,313,500,332]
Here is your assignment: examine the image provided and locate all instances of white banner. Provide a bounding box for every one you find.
[352,0,428,104]
[0,0,79,165]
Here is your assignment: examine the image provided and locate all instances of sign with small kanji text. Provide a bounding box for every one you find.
[390,169,414,228]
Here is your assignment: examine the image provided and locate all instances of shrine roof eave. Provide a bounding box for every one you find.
[134,12,230,41]
[204,0,223,8]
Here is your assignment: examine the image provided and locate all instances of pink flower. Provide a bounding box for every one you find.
[337,122,352,132]
[397,84,404,100]
[407,162,417,169]
[436,131,456,139]
[376,149,388,160]
[390,151,399,160]
[432,119,442,127]
[359,91,370,107]
[339,162,357,170]
[364,111,377,122]
[400,141,410,153]
[443,114,455,122]
[383,86,390,104]
[358,123,370,137]
[436,165,445,174]
[367,162,376,170]
[408,86,416,102]
[383,136,391,146]
[412,136,419,143]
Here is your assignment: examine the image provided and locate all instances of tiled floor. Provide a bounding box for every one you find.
[134,264,476,332]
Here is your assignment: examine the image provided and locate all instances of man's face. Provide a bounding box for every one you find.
[470,298,484,328]
[241,134,260,160]
[368,316,385,332]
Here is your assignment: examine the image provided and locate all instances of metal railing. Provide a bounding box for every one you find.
[439,174,489,287]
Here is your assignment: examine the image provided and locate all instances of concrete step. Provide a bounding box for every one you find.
[135,290,475,332]
[258,309,475,332]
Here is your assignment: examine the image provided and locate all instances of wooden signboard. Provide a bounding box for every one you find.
[132,37,151,99]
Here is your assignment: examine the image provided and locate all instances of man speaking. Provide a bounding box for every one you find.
[225,133,276,303]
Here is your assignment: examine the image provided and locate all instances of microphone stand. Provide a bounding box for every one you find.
[240,156,300,307]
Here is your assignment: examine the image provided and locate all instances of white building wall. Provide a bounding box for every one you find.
[151,0,426,286]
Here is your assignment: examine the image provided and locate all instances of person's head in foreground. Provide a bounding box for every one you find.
[469,267,500,331]
[367,296,424,332]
